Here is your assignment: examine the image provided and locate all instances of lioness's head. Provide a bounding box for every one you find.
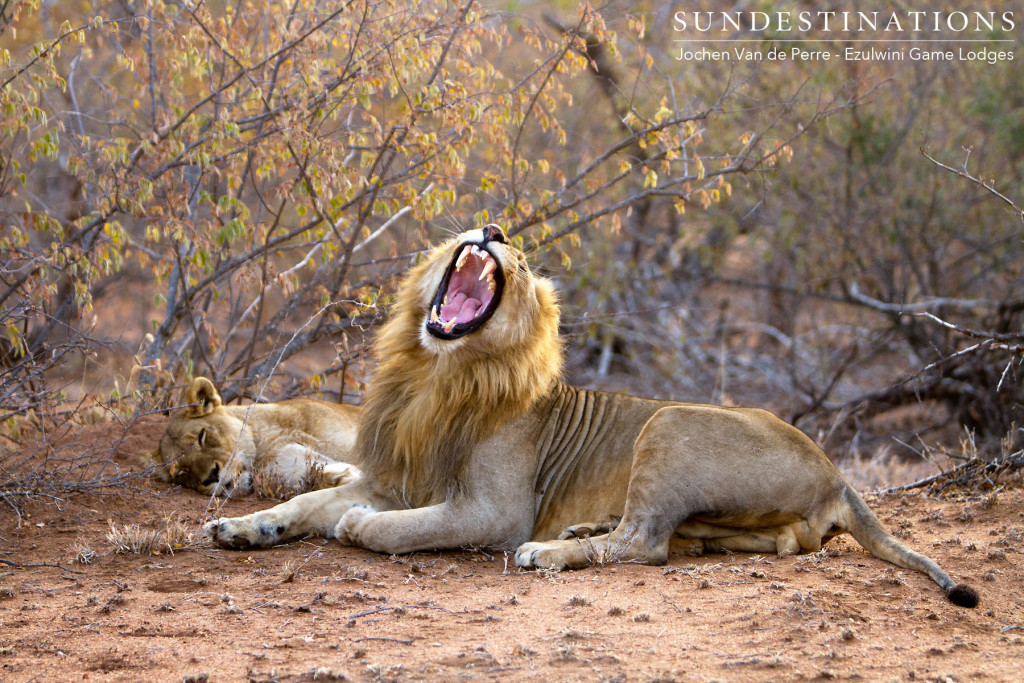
[146,377,253,496]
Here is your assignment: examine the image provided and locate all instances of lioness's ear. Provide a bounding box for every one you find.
[183,377,222,417]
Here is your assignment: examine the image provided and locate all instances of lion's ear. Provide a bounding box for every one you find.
[183,377,222,417]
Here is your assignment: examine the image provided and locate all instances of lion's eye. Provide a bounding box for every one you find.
[196,428,206,447]
[202,463,220,486]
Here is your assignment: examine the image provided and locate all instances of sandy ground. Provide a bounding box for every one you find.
[1,417,1022,682]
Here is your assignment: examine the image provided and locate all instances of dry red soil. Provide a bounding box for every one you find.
[1,417,1022,682]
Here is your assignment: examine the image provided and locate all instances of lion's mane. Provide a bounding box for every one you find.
[356,242,562,507]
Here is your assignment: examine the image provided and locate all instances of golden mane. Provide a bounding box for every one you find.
[356,242,563,507]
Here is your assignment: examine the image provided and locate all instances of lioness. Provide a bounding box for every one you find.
[149,377,361,496]
[206,226,978,607]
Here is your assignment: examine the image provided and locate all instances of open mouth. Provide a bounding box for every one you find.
[426,242,505,340]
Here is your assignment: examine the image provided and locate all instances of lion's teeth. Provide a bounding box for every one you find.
[443,318,456,333]
[456,247,470,271]
[443,295,448,306]
[478,259,496,281]
[487,276,495,293]
[430,305,440,324]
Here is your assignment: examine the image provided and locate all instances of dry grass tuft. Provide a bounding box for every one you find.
[279,560,298,583]
[106,516,195,556]
[566,594,589,607]
[106,523,164,555]
[73,540,96,565]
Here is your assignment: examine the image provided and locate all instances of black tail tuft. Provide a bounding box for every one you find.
[947,584,980,608]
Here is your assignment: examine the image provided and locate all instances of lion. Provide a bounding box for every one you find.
[149,377,361,497]
[204,225,978,607]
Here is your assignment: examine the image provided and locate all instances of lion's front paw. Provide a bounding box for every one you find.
[204,513,288,549]
[515,541,571,570]
[334,504,377,547]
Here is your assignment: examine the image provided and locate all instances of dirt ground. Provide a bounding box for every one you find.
[1,417,1022,682]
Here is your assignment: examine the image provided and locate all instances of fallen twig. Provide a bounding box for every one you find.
[353,636,414,645]
[0,558,84,574]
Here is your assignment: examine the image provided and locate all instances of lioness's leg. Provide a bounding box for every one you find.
[205,481,387,549]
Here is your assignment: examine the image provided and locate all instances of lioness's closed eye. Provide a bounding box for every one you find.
[205,225,977,609]
[148,377,361,497]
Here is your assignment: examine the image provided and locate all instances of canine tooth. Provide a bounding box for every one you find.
[456,247,470,271]
[443,318,457,333]
[478,259,496,281]
[430,305,440,324]
[443,295,448,306]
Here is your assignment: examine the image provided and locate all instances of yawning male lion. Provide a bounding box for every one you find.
[206,226,978,607]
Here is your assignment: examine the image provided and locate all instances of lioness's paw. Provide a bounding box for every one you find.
[204,514,287,549]
[334,504,377,547]
[515,541,569,570]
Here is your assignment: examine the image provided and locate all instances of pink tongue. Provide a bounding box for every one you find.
[440,292,481,323]
[454,297,481,323]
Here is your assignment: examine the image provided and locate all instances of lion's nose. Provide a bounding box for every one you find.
[482,224,507,244]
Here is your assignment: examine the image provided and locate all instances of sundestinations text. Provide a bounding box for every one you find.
[672,10,1015,33]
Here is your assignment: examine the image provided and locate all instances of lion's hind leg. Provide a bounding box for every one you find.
[702,532,780,555]
[727,520,822,556]
[680,520,823,556]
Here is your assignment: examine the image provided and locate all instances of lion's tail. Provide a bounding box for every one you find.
[839,487,979,608]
